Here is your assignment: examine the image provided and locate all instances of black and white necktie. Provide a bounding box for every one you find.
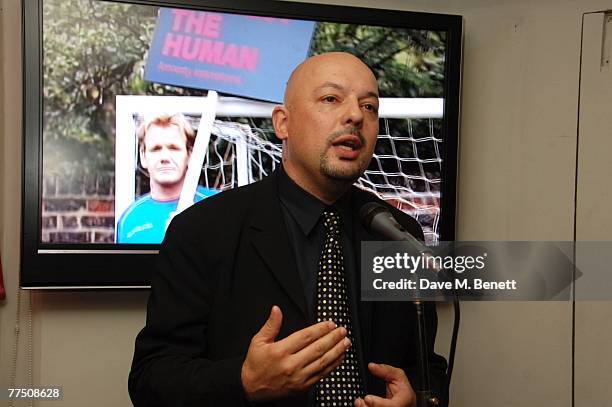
[315,209,364,406]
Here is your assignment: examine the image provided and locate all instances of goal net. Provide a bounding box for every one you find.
[116,96,443,243]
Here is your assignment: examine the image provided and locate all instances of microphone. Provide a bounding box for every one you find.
[359,202,431,256]
[360,202,451,278]
[361,202,447,407]
[361,202,459,407]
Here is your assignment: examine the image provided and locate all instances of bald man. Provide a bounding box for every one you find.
[129,52,446,407]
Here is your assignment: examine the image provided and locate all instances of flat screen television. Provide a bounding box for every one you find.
[21,0,462,288]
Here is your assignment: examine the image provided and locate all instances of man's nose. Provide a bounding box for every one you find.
[343,97,364,127]
[159,147,171,162]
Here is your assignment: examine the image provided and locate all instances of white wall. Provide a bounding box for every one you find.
[2,0,612,405]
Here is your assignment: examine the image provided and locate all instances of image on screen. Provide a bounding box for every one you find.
[40,0,447,245]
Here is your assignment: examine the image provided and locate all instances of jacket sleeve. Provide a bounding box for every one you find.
[128,215,248,407]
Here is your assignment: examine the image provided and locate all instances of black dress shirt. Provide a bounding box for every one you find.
[277,166,367,406]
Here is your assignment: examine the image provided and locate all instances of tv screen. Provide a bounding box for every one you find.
[21,0,462,287]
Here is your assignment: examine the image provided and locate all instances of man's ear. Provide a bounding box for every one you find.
[272,105,289,141]
[139,147,148,170]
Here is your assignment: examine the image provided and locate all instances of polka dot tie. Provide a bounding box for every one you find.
[315,209,364,407]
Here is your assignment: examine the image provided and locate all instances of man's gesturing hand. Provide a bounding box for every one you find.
[354,363,416,407]
[241,306,351,401]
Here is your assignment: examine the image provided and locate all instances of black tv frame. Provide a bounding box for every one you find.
[21,0,462,288]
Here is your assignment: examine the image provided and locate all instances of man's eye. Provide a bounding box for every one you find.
[322,96,337,103]
[363,103,378,113]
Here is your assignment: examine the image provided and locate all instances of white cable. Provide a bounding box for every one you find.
[8,287,21,407]
[27,291,34,407]
[8,287,35,407]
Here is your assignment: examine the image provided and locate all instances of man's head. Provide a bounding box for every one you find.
[138,113,196,200]
[272,52,379,203]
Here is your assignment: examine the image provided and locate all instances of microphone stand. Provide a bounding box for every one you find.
[413,299,439,407]
[414,256,462,407]
[413,258,460,407]
[359,203,459,407]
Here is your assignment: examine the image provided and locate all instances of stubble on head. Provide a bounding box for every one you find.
[319,126,370,183]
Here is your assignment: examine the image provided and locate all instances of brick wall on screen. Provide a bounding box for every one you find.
[41,170,115,243]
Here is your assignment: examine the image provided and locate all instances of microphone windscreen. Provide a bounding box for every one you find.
[359,202,388,232]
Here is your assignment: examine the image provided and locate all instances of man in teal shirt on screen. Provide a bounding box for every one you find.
[117,112,217,243]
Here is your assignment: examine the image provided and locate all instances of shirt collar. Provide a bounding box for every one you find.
[278,166,353,236]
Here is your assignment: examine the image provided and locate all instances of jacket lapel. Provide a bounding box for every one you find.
[351,187,381,384]
[248,171,310,322]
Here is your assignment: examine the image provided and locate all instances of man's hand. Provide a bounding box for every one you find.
[354,363,416,407]
[241,306,351,401]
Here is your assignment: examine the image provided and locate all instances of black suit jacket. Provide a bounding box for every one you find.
[129,170,447,407]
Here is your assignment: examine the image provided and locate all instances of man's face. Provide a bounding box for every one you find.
[140,124,190,189]
[277,53,379,191]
